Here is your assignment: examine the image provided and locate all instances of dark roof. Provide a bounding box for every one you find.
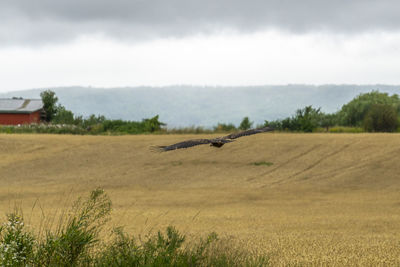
[0,99,44,114]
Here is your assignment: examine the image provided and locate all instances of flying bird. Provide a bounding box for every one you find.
[152,126,274,152]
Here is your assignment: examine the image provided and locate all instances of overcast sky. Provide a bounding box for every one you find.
[1,0,400,92]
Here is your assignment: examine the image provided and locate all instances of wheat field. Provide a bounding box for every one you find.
[1,133,400,265]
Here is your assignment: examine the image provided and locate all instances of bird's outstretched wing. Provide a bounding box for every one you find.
[151,139,213,152]
[151,127,272,152]
[222,126,274,140]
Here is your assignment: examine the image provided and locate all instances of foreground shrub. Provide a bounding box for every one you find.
[96,226,191,266]
[0,213,35,266]
[0,190,269,266]
[96,228,268,267]
[35,189,112,266]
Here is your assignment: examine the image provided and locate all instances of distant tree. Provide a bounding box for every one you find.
[319,113,338,131]
[88,114,106,124]
[78,114,106,128]
[142,115,166,132]
[292,106,322,132]
[40,90,59,122]
[264,120,283,131]
[363,104,398,132]
[339,91,400,126]
[264,106,324,132]
[53,106,74,125]
[281,117,293,131]
[239,117,253,130]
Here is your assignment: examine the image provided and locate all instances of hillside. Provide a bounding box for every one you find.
[1,85,400,127]
[1,133,399,265]
[1,133,399,192]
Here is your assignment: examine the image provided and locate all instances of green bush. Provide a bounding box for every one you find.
[293,106,323,132]
[0,189,269,266]
[363,104,398,132]
[339,91,400,127]
[0,115,167,135]
[253,161,273,166]
[265,106,323,132]
[53,106,75,125]
[96,227,269,267]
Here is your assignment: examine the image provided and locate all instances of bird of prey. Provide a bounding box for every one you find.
[152,126,274,152]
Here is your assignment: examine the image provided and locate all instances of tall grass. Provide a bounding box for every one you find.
[0,189,269,266]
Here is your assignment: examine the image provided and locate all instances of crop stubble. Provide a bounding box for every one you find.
[0,133,399,265]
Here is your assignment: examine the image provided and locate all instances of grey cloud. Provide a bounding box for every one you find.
[1,0,400,45]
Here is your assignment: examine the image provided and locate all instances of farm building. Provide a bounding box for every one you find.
[0,98,45,125]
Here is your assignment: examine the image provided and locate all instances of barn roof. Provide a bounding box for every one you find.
[0,99,43,114]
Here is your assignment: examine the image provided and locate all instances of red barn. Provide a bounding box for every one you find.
[0,99,45,125]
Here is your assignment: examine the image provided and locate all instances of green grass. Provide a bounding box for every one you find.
[253,161,273,166]
[0,189,269,266]
[326,127,364,133]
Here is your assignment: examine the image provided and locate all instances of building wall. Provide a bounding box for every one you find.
[0,111,41,125]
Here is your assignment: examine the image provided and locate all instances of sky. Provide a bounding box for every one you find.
[1,0,400,92]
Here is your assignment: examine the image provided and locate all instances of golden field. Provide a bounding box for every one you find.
[0,133,400,265]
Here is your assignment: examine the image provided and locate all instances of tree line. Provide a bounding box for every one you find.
[40,90,165,134]
[264,91,400,132]
[39,90,400,134]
